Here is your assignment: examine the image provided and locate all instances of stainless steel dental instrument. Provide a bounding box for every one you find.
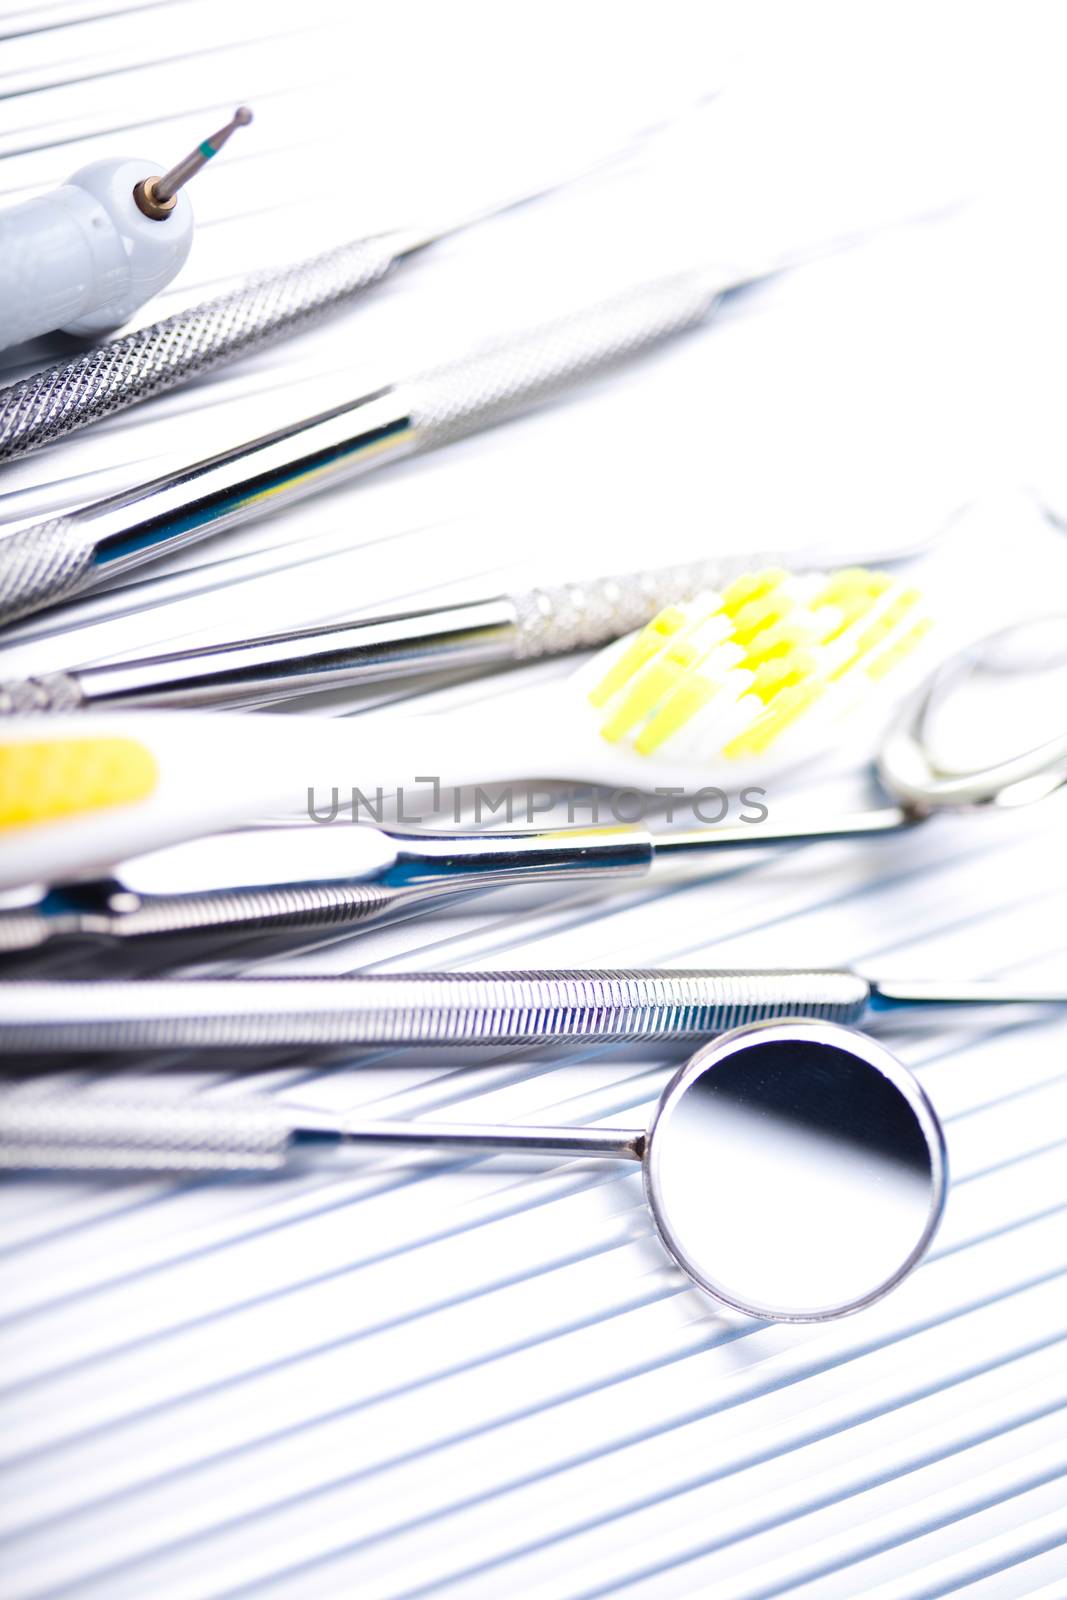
[0,99,707,463]
[0,812,900,952]
[0,1019,947,1324]
[0,540,920,714]
[0,269,731,627]
[2,615,1063,953]
[0,966,1061,1052]
[0,261,778,629]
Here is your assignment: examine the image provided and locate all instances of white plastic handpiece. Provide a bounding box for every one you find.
[0,156,194,351]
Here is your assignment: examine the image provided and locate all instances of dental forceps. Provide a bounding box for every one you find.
[1,615,1063,952]
[0,1020,947,1324]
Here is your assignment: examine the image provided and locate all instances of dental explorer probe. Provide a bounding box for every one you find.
[0,968,1062,1052]
[0,537,922,714]
[0,96,711,462]
[0,810,903,954]
[0,260,774,630]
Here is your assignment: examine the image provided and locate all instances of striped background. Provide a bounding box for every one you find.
[2,4,1067,1596]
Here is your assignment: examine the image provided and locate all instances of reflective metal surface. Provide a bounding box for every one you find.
[644,1020,947,1321]
[0,970,874,1051]
[879,614,1067,813]
[59,597,522,710]
[0,1020,948,1325]
[86,390,415,575]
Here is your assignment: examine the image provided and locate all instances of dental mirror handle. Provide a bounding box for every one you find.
[0,1088,643,1175]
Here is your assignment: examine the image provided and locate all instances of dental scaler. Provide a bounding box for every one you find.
[0,107,251,352]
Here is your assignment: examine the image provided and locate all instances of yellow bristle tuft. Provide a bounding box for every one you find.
[0,737,158,830]
[588,563,927,763]
[750,649,816,702]
[828,587,923,681]
[865,617,933,680]
[600,637,705,742]
[588,604,690,708]
[729,591,796,648]
[814,568,892,607]
[635,675,718,754]
[741,619,816,668]
[722,679,827,759]
[720,568,788,615]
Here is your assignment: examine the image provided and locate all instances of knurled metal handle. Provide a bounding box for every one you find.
[0,970,871,1051]
[0,879,438,953]
[0,517,97,628]
[0,668,84,715]
[406,270,719,451]
[0,235,403,464]
[0,1088,293,1173]
[509,551,780,658]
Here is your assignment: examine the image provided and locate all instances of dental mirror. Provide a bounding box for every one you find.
[0,1019,947,1322]
[643,1020,946,1320]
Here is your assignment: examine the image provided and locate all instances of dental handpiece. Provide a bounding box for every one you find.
[0,109,251,352]
[0,968,1061,1052]
[0,267,732,630]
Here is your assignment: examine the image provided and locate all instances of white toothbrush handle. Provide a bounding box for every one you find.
[0,699,551,888]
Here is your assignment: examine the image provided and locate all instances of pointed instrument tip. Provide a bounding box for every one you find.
[143,105,255,211]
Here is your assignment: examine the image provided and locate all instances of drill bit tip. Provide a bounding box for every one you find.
[143,104,254,211]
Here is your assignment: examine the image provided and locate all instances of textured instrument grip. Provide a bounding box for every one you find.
[0,236,402,463]
[0,1088,293,1173]
[406,271,719,451]
[0,879,426,952]
[510,551,783,658]
[0,517,97,627]
[0,970,871,1051]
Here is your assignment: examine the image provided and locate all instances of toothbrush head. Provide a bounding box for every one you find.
[585,566,931,777]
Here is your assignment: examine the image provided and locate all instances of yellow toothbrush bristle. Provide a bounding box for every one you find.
[720,568,788,613]
[587,564,929,765]
[634,675,718,755]
[827,586,923,680]
[721,678,827,759]
[865,617,934,679]
[587,605,688,708]
[0,737,158,830]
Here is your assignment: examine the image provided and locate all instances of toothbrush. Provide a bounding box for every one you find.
[0,566,932,890]
[0,968,1061,1053]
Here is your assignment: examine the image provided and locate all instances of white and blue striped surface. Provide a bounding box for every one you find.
[2,4,1067,1596]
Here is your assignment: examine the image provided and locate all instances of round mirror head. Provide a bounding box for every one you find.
[644,1021,947,1322]
[879,615,1067,812]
